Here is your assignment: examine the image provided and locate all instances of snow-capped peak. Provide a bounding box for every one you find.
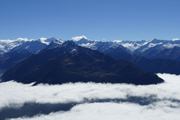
[72,35,88,41]
[37,37,61,45]
[113,40,122,43]
[16,38,29,41]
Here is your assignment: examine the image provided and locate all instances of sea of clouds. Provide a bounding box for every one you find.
[0,73,180,120]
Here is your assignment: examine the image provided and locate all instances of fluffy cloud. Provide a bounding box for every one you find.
[10,102,180,120]
[72,35,87,41]
[0,73,180,120]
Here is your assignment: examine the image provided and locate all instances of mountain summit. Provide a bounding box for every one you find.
[1,41,164,85]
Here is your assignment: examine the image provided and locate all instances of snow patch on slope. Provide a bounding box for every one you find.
[113,41,148,52]
[163,43,180,49]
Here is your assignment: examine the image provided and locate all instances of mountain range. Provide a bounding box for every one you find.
[76,38,180,61]
[0,37,180,76]
[1,40,163,85]
[75,38,180,75]
[1,37,180,60]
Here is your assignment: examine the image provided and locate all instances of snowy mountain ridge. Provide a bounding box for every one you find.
[75,38,180,53]
[1,37,180,56]
[1,37,180,75]
[0,38,28,54]
[0,37,61,54]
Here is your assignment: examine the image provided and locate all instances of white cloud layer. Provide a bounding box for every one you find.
[72,35,87,41]
[0,73,180,120]
[11,102,180,120]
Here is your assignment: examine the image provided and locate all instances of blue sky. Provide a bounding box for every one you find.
[0,0,180,41]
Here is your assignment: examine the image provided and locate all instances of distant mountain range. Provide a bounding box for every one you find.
[76,38,180,61]
[1,37,180,60]
[75,38,180,74]
[0,37,180,75]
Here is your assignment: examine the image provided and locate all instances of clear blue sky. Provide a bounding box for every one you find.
[0,0,180,41]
